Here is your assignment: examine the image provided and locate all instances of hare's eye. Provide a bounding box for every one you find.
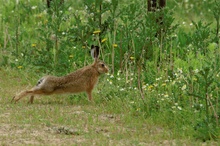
[101,64,105,67]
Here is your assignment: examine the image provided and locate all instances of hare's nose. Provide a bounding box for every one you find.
[105,67,109,73]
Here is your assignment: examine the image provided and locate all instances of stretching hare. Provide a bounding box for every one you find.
[11,45,109,103]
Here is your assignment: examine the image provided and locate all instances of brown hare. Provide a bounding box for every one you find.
[11,45,109,103]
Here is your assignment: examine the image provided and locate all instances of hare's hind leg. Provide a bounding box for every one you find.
[12,86,44,103]
[28,96,35,104]
[12,90,33,103]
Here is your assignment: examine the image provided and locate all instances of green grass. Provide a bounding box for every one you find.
[0,68,218,145]
[0,0,220,145]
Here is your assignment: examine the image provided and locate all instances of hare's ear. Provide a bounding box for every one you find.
[91,45,100,59]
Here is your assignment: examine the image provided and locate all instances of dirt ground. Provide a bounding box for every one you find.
[0,104,182,146]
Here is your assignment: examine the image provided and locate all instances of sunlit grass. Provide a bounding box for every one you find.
[0,0,219,144]
[1,68,219,145]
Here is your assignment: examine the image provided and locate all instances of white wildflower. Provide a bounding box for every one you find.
[142,85,146,90]
[31,6,37,10]
[90,13,94,17]
[85,5,88,10]
[156,77,162,81]
[164,94,169,98]
[194,69,199,74]
[117,70,121,76]
[177,106,182,110]
[181,84,186,90]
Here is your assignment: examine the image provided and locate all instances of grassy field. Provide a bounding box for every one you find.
[0,0,220,145]
[0,68,218,145]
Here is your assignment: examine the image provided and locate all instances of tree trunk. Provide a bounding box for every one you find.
[47,0,64,8]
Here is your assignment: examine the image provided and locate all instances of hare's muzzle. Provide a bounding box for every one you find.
[103,64,109,73]
[105,66,109,73]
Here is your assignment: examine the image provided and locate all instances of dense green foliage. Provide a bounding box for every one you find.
[0,0,219,142]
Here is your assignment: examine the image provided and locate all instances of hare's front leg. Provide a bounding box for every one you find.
[86,89,93,101]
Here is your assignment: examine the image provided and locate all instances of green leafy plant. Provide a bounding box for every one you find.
[185,46,220,140]
[1,0,220,143]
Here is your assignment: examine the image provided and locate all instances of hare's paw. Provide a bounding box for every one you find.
[11,96,19,103]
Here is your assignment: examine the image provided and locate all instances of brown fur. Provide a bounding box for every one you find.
[12,59,108,103]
